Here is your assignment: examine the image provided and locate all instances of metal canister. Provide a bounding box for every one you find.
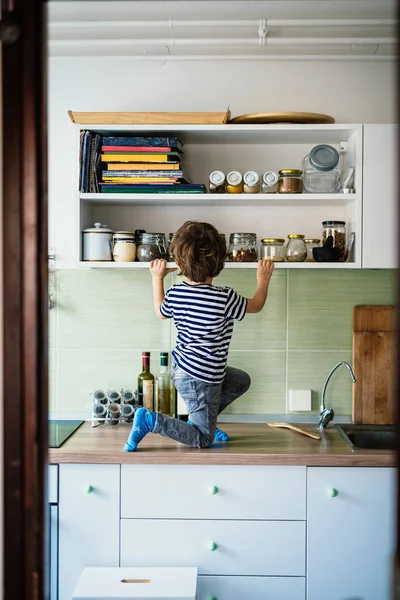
[243,171,260,193]
[261,171,279,193]
[209,171,226,193]
[226,171,243,193]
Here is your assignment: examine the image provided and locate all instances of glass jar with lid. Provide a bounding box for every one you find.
[226,171,243,194]
[278,170,303,193]
[243,171,260,193]
[167,233,175,261]
[228,233,258,262]
[304,239,320,262]
[322,221,346,259]
[303,144,341,193]
[112,231,136,262]
[261,171,279,193]
[137,233,167,262]
[260,238,286,262]
[285,234,307,262]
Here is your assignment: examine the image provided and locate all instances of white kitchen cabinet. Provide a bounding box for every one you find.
[307,467,395,600]
[71,123,362,269]
[197,575,305,600]
[362,124,398,268]
[58,464,120,600]
[120,518,306,576]
[121,464,306,520]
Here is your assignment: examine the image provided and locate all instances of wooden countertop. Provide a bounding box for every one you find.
[48,422,395,466]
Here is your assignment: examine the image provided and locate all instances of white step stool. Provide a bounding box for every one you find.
[72,567,198,600]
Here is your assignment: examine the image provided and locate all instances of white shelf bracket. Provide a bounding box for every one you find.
[339,141,348,153]
[258,18,267,47]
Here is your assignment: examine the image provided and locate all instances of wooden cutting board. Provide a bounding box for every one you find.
[352,305,396,424]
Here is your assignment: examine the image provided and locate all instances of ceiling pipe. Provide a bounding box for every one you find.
[50,37,396,47]
[48,52,395,62]
[49,18,397,29]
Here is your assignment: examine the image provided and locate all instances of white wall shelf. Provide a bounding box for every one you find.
[78,261,358,270]
[75,122,363,270]
[77,123,360,145]
[81,193,356,208]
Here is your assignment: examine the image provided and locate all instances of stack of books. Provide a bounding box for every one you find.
[98,136,206,194]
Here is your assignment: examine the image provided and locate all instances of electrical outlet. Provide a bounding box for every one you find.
[288,389,312,411]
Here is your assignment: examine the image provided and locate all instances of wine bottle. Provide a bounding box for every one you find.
[137,351,154,411]
[177,391,188,422]
[156,352,172,416]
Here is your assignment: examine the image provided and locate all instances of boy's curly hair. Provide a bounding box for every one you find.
[170,221,226,282]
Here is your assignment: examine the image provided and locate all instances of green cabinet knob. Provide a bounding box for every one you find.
[85,484,94,494]
[328,488,338,498]
[209,485,219,495]
[208,541,218,552]
[208,597,217,600]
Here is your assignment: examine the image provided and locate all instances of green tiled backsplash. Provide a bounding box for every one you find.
[49,269,396,416]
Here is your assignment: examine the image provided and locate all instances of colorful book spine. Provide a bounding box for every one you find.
[103,171,183,178]
[106,163,181,171]
[102,136,184,151]
[102,146,173,153]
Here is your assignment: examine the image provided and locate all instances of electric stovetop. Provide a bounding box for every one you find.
[49,420,84,448]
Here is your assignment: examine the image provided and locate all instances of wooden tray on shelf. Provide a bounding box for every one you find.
[229,111,335,124]
[68,109,231,125]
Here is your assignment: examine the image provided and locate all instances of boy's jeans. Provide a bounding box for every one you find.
[153,362,251,448]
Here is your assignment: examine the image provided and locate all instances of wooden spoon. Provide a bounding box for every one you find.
[267,422,321,440]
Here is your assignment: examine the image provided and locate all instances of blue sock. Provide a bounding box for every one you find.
[124,407,156,452]
[187,420,230,442]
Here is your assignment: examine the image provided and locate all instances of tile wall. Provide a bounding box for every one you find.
[49,268,396,416]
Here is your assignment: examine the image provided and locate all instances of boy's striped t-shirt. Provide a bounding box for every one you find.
[160,281,247,383]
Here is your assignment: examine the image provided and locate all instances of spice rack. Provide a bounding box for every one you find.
[75,123,362,269]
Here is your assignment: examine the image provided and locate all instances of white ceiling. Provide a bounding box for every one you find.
[47,1,398,59]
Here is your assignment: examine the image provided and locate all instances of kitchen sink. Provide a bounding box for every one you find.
[336,424,396,451]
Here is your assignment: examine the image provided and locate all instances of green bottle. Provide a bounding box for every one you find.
[156,352,172,416]
[137,351,154,411]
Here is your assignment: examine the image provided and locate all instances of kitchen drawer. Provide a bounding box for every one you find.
[121,465,306,520]
[197,576,305,600]
[121,519,306,576]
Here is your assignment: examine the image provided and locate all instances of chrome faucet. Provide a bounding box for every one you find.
[318,361,356,429]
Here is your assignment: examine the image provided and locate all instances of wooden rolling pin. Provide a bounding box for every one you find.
[267,422,321,440]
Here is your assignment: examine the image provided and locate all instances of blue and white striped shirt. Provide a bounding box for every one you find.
[160,282,247,383]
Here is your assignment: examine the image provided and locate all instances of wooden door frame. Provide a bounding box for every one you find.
[2,0,48,598]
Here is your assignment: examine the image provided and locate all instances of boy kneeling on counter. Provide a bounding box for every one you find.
[124,221,274,452]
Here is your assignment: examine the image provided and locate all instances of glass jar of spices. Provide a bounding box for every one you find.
[278,170,303,194]
[260,238,286,262]
[322,221,346,259]
[261,171,279,193]
[243,171,260,193]
[304,239,321,262]
[137,233,167,262]
[228,233,258,262]
[286,234,307,262]
[209,171,226,193]
[167,233,175,261]
[226,171,243,193]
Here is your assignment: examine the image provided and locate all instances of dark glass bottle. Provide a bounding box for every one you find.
[137,352,154,411]
[156,352,172,416]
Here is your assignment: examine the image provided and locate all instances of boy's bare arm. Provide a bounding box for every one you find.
[246,260,274,313]
[150,259,176,319]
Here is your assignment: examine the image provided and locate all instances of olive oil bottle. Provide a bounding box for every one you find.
[137,351,154,410]
[155,352,172,415]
